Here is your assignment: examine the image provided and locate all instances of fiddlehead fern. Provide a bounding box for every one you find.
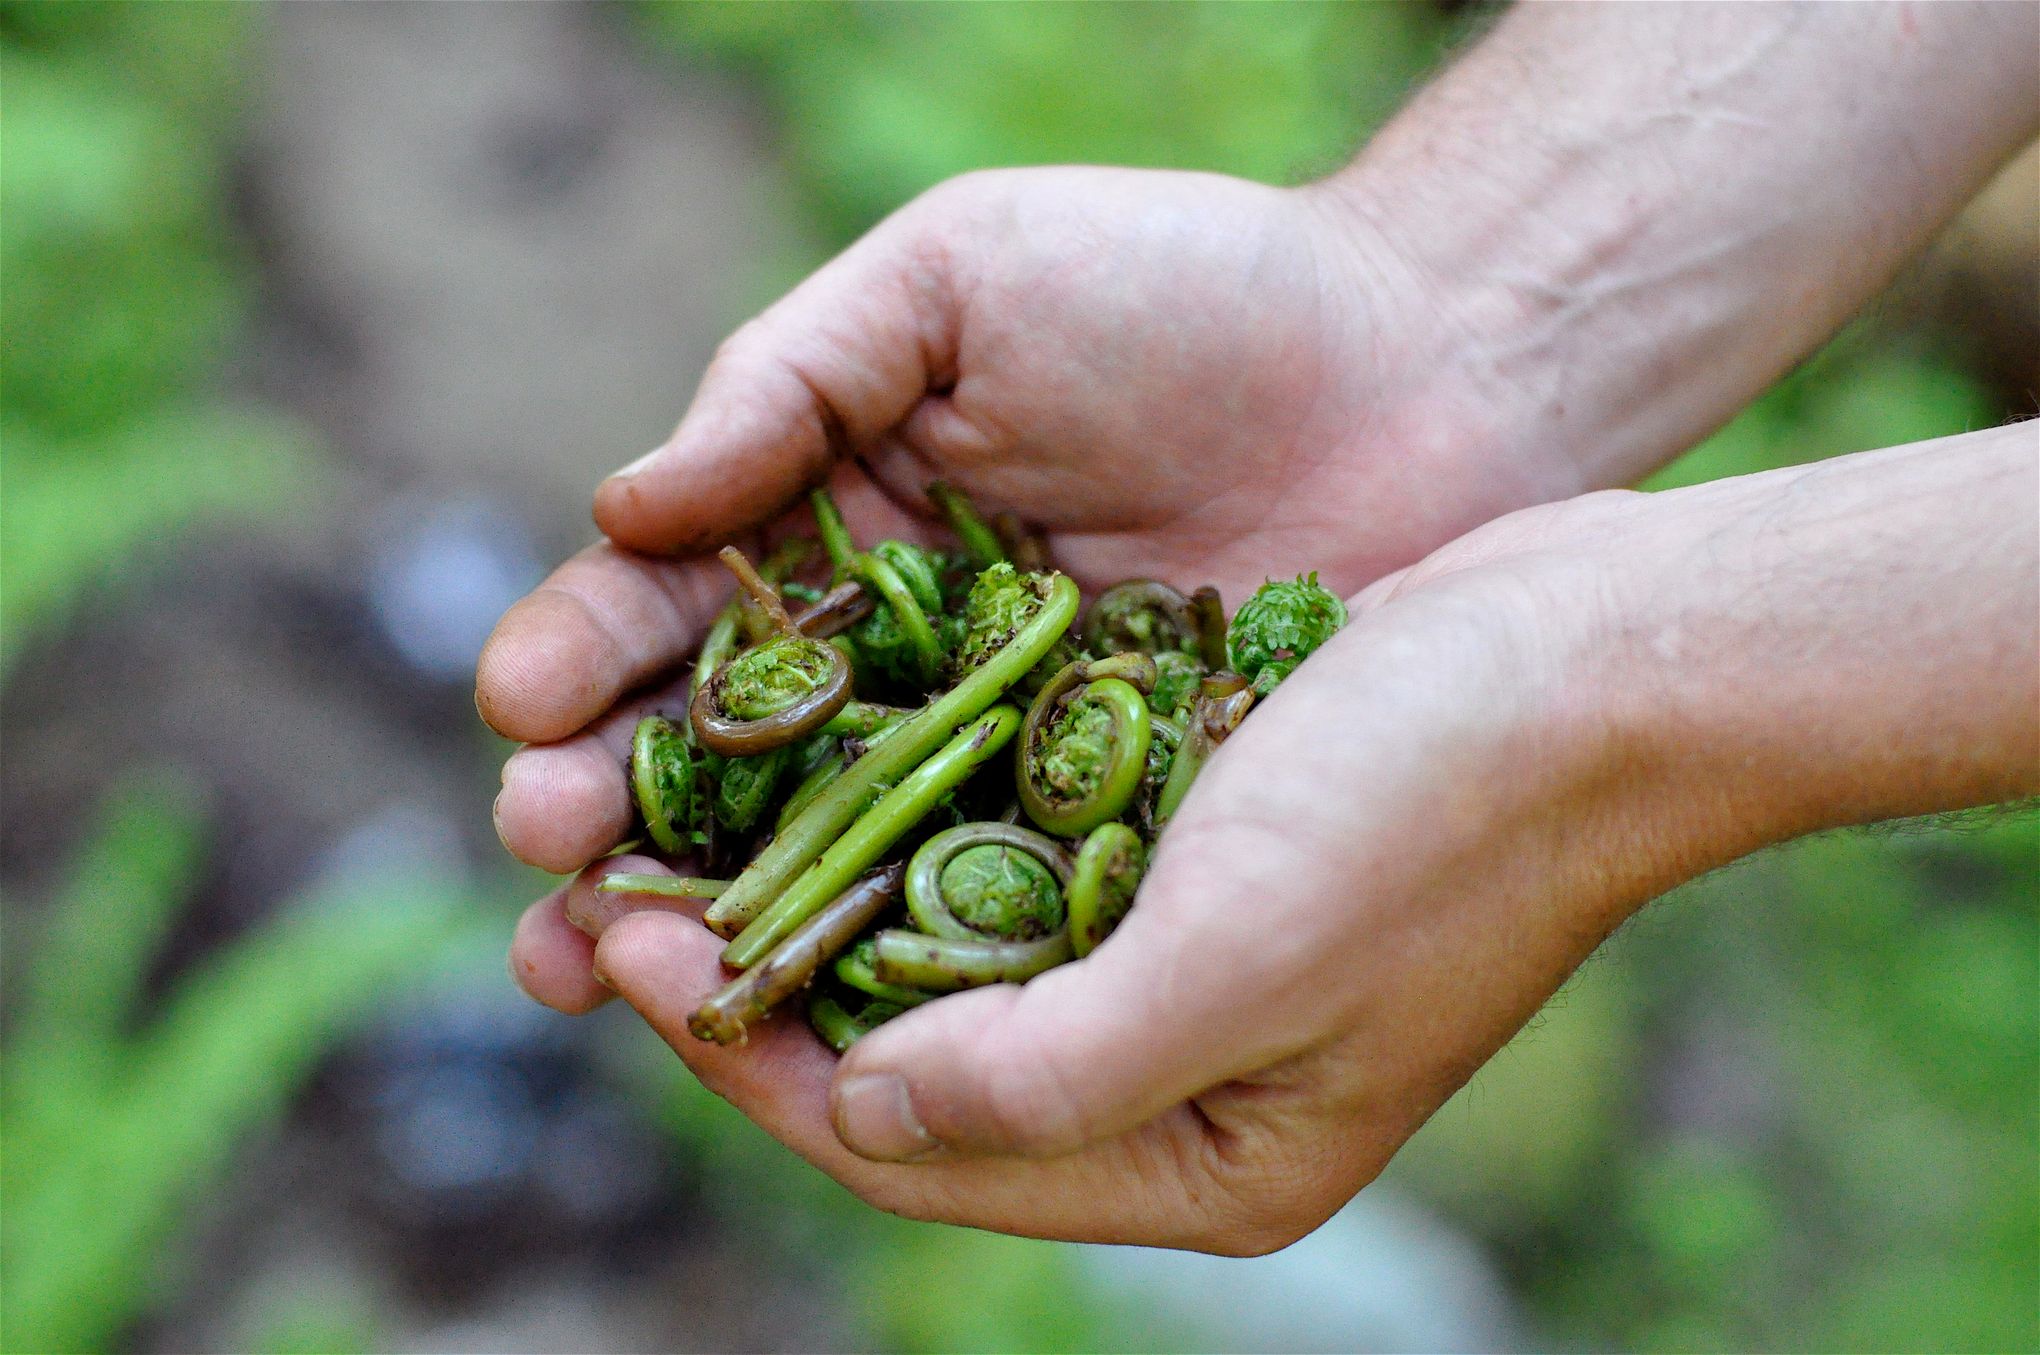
[691,546,854,755]
[809,487,951,687]
[904,821,1072,940]
[1226,573,1346,696]
[871,813,1077,994]
[1016,654,1157,836]
[630,714,712,853]
[1148,649,1204,717]
[1067,822,1144,957]
[1081,579,1200,658]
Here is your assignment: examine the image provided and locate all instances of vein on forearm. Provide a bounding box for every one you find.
[1327,0,2040,491]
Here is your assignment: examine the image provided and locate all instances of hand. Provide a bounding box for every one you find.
[505,425,2036,1251]
[479,164,1585,876]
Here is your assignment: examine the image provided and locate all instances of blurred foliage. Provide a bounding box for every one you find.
[639,5,2037,1352]
[0,1,2028,1352]
[0,2,322,676]
[0,778,477,1354]
[636,0,1459,248]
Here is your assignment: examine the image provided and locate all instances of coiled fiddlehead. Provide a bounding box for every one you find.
[905,821,1072,941]
[1067,822,1145,957]
[858,819,1079,995]
[691,546,854,755]
[1081,579,1200,658]
[1016,653,1157,836]
[630,714,711,853]
[1148,650,1204,718]
[1226,573,1346,696]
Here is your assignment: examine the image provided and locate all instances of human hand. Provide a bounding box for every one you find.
[506,424,2036,1251]
[478,164,1587,877]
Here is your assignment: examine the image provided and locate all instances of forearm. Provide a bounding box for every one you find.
[1608,422,2039,863]
[1321,1,2039,491]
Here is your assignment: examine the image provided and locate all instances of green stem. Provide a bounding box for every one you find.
[835,941,938,1007]
[927,480,1007,568]
[809,487,859,574]
[694,539,811,698]
[808,992,906,1053]
[720,703,1024,967]
[1151,682,1254,830]
[818,701,907,739]
[704,572,1080,937]
[852,550,944,680]
[689,865,905,1045]
[871,927,1073,991]
[595,874,731,898]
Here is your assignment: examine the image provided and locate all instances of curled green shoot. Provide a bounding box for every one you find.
[1017,657,1155,836]
[631,715,708,853]
[1082,579,1200,658]
[906,821,1071,941]
[691,546,854,755]
[1226,573,1346,695]
[1068,822,1145,957]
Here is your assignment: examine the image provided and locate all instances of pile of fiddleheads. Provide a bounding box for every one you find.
[593,483,1346,1049]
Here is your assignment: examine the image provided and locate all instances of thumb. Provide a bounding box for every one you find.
[595,206,958,554]
[826,875,1295,1162]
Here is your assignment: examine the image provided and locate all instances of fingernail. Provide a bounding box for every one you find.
[611,445,667,481]
[588,950,616,992]
[832,1073,941,1163]
[507,949,538,1001]
[491,791,512,854]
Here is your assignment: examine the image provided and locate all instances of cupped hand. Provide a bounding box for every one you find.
[506,485,1678,1252]
[477,165,1577,876]
[504,423,2033,1251]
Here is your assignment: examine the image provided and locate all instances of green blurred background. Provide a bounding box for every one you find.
[3,3,2034,1351]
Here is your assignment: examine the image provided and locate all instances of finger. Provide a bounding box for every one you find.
[593,209,958,554]
[476,542,735,744]
[591,909,1238,1247]
[508,888,613,1015]
[493,676,685,873]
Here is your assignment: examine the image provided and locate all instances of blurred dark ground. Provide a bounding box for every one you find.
[2,4,2034,1352]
